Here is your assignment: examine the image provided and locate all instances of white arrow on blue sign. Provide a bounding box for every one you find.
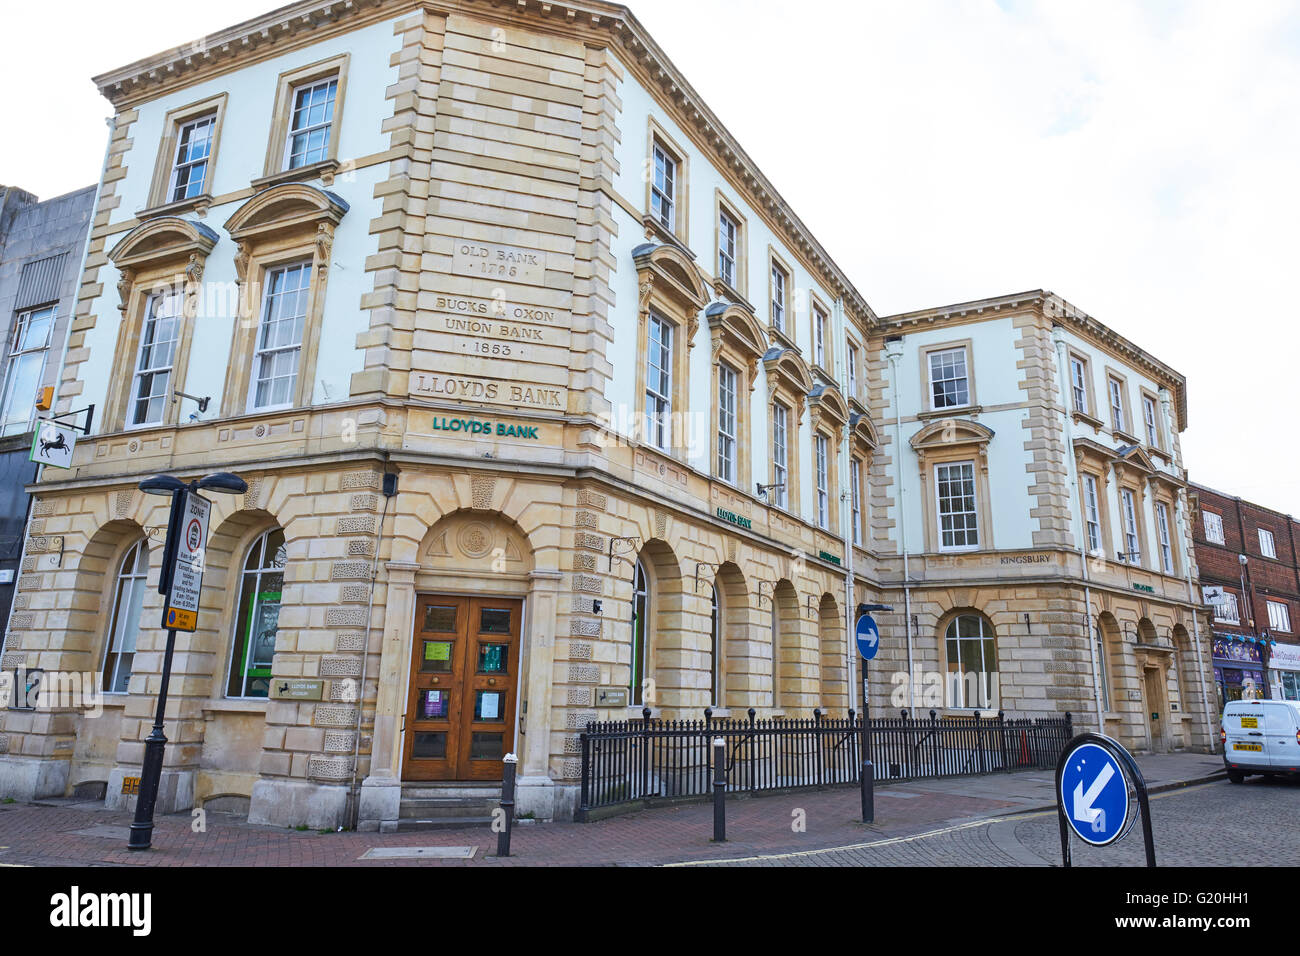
[1059,741,1130,846]
[856,614,880,661]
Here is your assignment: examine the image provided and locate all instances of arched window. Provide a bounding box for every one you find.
[944,614,998,709]
[101,540,149,694]
[227,528,286,699]
[710,584,720,706]
[631,559,648,705]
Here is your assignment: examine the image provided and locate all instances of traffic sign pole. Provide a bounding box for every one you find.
[129,482,186,852]
[1054,732,1156,867]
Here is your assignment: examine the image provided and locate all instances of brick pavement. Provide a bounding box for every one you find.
[0,751,1230,867]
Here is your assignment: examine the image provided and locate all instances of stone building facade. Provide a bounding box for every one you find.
[0,0,1216,828]
[0,184,96,637]
[1190,483,1300,706]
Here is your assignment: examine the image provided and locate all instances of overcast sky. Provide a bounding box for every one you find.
[3,0,1298,513]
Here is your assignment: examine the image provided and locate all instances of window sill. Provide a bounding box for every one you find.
[918,404,982,421]
[1148,444,1172,464]
[711,278,752,311]
[640,214,692,256]
[1071,410,1104,430]
[202,699,270,718]
[136,193,215,220]
[1113,428,1141,446]
[251,158,342,191]
[766,323,799,354]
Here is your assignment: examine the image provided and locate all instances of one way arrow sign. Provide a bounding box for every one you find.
[1059,741,1130,846]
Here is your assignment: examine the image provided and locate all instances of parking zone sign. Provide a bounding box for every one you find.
[163,491,210,632]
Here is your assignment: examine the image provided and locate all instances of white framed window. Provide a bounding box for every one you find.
[1268,600,1291,633]
[1215,591,1240,624]
[813,305,827,369]
[1157,502,1174,574]
[1259,528,1277,559]
[286,77,338,169]
[130,290,183,427]
[651,143,676,230]
[1204,510,1225,545]
[101,540,149,694]
[815,433,829,529]
[168,113,216,202]
[1108,377,1127,433]
[718,209,737,288]
[851,457,862,546]
[1120,488,1140,563]
[770,263,787,333]
[0,304,54,436]
[1082,473,1102,554]
[1142,395,1161,449]
[249,262,312,412]
[227,528,287,699]
[716,362,737,483]
[945,614,998,709]
[847,342,858,398]
[936,461,979,551]
[1070,355,1088,414]
[928,347,970,410]
[645,311,673,451]
[771,400,789,509]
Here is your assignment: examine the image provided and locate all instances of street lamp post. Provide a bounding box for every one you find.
[128,471,247,852]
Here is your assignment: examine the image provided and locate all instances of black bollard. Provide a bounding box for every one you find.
[497,754,517,857]
[712,737,726,842]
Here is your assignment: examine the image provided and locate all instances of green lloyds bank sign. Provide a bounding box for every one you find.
[716,507,752,530]
[431,416,540,439]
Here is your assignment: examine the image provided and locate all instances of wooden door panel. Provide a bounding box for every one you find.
[455,599,521,780]
[402,595,521,782]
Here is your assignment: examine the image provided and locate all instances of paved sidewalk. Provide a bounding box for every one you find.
[0,752,1225,867]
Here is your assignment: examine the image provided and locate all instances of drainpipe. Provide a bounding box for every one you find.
[835,298,857,716]
[884,336,913,711]
[1163,390,1213,748]
[1052,325,1103,732]
[347,454,395,830]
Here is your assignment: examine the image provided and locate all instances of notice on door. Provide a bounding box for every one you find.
[163,491,210,632]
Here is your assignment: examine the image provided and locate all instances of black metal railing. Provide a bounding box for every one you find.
[577,707,1072,819]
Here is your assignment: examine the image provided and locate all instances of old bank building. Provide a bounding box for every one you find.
[0,0,1216,829]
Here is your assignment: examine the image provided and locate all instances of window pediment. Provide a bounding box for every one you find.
[850,411,879,452]
[108,216,218,271]
[224,183,349,242]
[910,418,994,453]
[1112,443,1157,482]
[763,346,814,398]
[634,242,709,313]
[705,301,767,360]
[808,382,848,432]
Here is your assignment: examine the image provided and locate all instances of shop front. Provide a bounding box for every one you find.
[1212,635,1267,710]
[1268,641,1300,702]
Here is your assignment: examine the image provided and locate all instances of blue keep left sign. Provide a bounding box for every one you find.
[1059,742,1130,846]
[856,614,880,661]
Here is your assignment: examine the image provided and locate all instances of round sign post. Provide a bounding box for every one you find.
[855,613,881,824]
[1054,732,1156,867]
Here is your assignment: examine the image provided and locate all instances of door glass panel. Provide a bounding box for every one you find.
[423,605,457,632]
[479,608,512,634]
[412,732,447,759]
[417,689,449,720]
[477,644,509,674]
[475,690,504,721]
[420,640,453,673]
[470,732,504,760]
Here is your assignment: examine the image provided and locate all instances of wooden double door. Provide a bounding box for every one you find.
[401,595,522,781]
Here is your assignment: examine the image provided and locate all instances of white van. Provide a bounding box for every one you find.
[1222,699,1300,782]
